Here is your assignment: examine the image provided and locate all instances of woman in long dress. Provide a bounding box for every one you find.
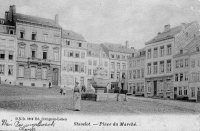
[73,82,81,111]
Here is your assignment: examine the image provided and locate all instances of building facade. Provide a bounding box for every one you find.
[0,18,17,85]
[4,5,62,87]
[86,43,109,88]
[101,42,134,92]
[127,48,146,95]
[145,22,199,98]
[61,30,87,89]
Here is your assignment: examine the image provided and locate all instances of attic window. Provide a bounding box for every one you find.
[196,47,199,52]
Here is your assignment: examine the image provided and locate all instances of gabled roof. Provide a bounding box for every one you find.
[62,29,86,42]
[101,42,134,54]
[16,13,61,28]
[145,22,194,45]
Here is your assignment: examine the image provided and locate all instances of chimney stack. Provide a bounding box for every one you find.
[55,14,59,24]
[8,5,16,24]
[164,24,170,32]
[125,40,129,48]
[4,11,9,24]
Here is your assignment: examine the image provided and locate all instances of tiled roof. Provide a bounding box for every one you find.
[87,43,101,51]
[145,22,194,45]
[16,13,61,28]
[101,42,134,54]
[62,29,86,42]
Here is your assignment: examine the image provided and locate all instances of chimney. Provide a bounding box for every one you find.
[164,24,170,32]
[8,5,16,23]
[55,14,59,24]
[125,40,129,48]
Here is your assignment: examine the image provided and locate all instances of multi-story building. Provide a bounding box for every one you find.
[86,43,109,88]
[145,22,199,98]
[61,30,87,89]
[0,17,16,85]
[4,5,62,87]
[101,42,134,91]
[173,47,190,100]
[127,48,146,96]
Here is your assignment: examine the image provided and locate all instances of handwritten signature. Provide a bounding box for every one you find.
[2,119,55,130]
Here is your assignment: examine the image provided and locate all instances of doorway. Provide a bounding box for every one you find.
[52,68,58,85]
[174,87,177,99]
[153,80,157,96]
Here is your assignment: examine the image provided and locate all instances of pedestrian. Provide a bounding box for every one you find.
[81,85,86,93]
[114,86,121,101]
[73,82,81,111]
[49,81,52,88]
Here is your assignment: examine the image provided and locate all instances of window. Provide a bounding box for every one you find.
[88,69,92,75]
[191,87,195,97]
[153,62,158,74]
[179,87,182,95]
[93,60,97,66]
[196,47,199,52]
[75,64,79,72]
[81,52,85,58]
[185,72,188,81]
[43,34,48,42]
[18,46,25,57]
[20,30,24,39]
[78,43,82,47]
[66,40,70,45]
[42,68,47,79]
[137,69,140,78]
[32,32,36,40]
[180,73,183,81]
[184,86,187,95]
[18,66,24,77]
[0,50,5,59]
[117,72,120,79]
[104,61,108,67]
[175,60,179,68]
[175,74,178,81]
[122,63,126,70]
[80,64,84,73]
[111,54,115,59]
[167,60,171,72]
[8,51,13,60]
[160,46,164,57]
[147,63,151,75]
[185,59,188,67]
[129,71,132,79]
[180,59,183,68]
[0,64,4,75]
[30,67,36,79]
[198,59,200,67]
[180,50,183,54]
[147,49,151,59]
[122,55,125,59]
[117,63,120,70]
[75,52,80,58]
[133,70,136,79]
[167,44,172,55]
[147,82,151,93]
[43,52,47,59]
[117,55,120,59]
[8,65,13,75]
[191,60,195,68]
[153,48,158,58]
[69,51,73,57]
[32,50,36,59]
[141,69,144,78]
[111,72,114,79]
[160,61,164,73]
[9,29,14,35]
[53,50,59,61]
[88,60,92,65]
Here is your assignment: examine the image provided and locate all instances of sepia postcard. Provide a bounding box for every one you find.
[0,0,200,130]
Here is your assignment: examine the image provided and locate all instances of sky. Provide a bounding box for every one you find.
[0,0,200,49]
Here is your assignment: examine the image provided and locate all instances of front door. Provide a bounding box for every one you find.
[52,68,58,85]
[153,80,157,96]
[174,87,177,99]
[197,87,200,102]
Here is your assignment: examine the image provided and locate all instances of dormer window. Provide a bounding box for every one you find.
[180,50,183,54]
[196,47,199,52]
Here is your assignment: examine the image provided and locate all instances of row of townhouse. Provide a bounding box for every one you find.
[0,5,135,91]
[127,21,200,101]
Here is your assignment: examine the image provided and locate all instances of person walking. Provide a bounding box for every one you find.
[114,86,121,101]
[73,82,81,111]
